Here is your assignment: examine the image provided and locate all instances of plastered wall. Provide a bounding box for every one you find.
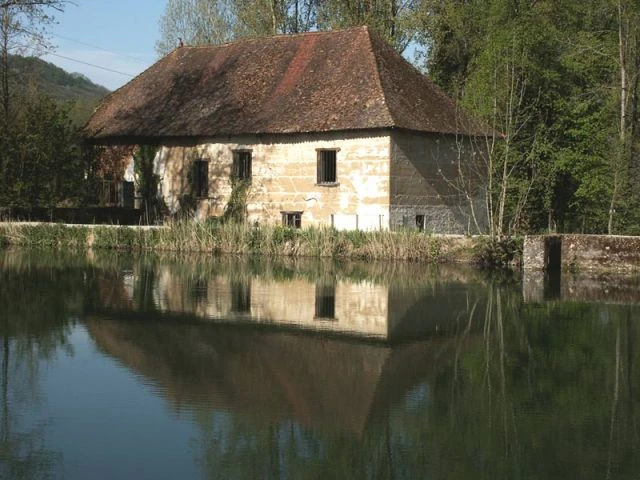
[155,131,391,230]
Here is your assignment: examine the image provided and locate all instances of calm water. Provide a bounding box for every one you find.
[0,248,639,479]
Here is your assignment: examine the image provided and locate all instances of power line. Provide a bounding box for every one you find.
[44,52,136,77]
[14,24,144,78]
[50,32,150,62]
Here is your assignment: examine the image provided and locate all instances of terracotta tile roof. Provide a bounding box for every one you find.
[84,27,486,142]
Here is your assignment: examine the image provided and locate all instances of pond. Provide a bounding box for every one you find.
[0,248,639,479]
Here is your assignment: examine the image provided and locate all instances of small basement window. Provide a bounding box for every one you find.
[317,149,338,185]
[281,211,302,228]
[192,159,209,198]
[232,150,252,181]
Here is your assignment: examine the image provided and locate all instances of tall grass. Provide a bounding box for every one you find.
[0,221,481,263]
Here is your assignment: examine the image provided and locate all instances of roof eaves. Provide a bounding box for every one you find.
[82,49,183,136]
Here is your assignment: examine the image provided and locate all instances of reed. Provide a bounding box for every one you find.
[0,221,488,264]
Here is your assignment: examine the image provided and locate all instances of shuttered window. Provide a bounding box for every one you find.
[281,211,302,228]
[316,149,337,184]
[193,160,208,198]
[232,150,252,181]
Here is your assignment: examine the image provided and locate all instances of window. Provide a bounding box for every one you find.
[193,160,209,198]
[315,283,336,320]
[102,180,135,207]
[416,215,425,232]
[281,211,302,228]
[317,149,337,185]
[232,150,252,181]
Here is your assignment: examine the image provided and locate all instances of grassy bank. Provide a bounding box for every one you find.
[0,221,515,265]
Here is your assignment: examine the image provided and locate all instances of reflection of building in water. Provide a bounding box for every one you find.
[523,270,640,305]
[314,282,336,320]
[230,280,251,313]
[88,261,488,341]
[85,317,470,436]
[147,269,393,338]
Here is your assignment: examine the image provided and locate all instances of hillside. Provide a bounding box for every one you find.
[8,54,110,125]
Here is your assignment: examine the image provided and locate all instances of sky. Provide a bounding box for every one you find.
[37,1,426,92]
[41,0,167,91]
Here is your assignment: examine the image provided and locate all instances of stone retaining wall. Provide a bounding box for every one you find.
[524,234,640,272]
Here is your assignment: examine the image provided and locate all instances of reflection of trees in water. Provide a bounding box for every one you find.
[0,250,84,479]
[191,409,404,479]
[0,337,61,480]
[418,284,640,479]
[2,248,638,478]
[183,282,640,478]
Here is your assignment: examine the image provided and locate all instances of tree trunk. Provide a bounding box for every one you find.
[270,0,277,35]
[1,11,10,122]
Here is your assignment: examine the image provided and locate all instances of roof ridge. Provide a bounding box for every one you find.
[174,26,369,51]
[363,27,396,128]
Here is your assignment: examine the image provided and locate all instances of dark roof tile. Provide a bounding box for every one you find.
[84,27,486,141]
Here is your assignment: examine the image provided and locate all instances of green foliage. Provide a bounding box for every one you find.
[223,178,250,223]
[7,54,109,125]
[156,0,421,55]
[473,236,522,268]
[134,145,166,224]
[0,222,480,264]
[0,93,98,208]
[421,0,640,235]
[2,224,88,248]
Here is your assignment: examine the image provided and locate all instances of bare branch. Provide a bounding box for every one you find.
[0,1,69,11]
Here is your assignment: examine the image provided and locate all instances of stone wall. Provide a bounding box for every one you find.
[523,234,640,272]
[389,130,487,234]
[155,131,391,230]
[562,234,640,272]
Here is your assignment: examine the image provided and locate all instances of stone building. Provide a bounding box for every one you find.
[84,27,489,232]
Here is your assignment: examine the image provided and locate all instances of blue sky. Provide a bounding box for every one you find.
[38,1,426,92]
[42,0,166,91]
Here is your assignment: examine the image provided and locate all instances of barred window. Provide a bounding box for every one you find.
[281,211,302,228]
[317,149,337,185]
[233,150,252,181]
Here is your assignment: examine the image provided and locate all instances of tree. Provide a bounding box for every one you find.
[0,93,91,208]
[133,145,165,224]
[608,0,640,233]
[156,0,236,55]
[0,0,67,122]
[421,0,640,235]
[155,0,419,56]
[316,0,419,52]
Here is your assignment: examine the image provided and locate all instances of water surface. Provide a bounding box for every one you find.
[0,249,638,479]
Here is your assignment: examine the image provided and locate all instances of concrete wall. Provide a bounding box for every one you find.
[390,130,487,234]
[155,131,391,230]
